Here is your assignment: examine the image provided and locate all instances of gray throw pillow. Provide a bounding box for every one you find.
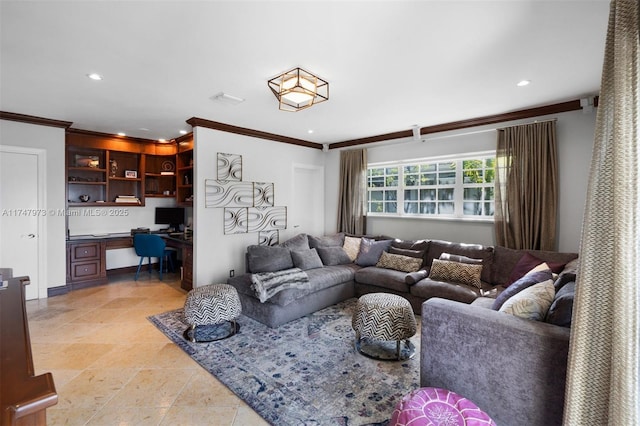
[316,246,352,266]
[355,238,392,267]
[291,248,324,270]
[308,233,345,249]
[247,245,293,273]
[491,269,553,311]
[545,281,575,327]
[280,233,310,251]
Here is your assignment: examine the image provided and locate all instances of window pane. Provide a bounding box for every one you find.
[484,187,494,200]
[404,202,418,214]
[386,176,398,186]
[370,190,383,201]
[369,176,385,187]
[421,173,436,185]
[420,189,436,200]
[438,188,454,200]
[385,191,397,201]
[404,174,419,186]
[370,202,383,213]
[405,189,419,201]
[463,170,483,184]
[438,162,456,171]
[438,202,454,214]
[369,168,384,177]
[463,202,482,215]
[463,159,483,170]
[421,163,436,172]
[438,172,456,185]
[420,202,436,214]
[463,187,482,200]
[404,165,419,174]
[385,202,397,213]
[484,202,494,216]
[386,167,398,175]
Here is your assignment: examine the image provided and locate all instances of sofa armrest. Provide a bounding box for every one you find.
[404,269,428,285]
[420,298,570,426]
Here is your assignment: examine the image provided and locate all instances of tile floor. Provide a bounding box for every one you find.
[26,272,269,426]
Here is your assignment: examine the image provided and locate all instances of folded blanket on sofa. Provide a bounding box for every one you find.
[251,267,310,303]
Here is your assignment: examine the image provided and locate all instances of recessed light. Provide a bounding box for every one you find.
[117,132,126,137]
[158,138,166,143]
[516,80,531,87]
[179,130,188,135]
[308,129,314,134]
[87,73,103,81]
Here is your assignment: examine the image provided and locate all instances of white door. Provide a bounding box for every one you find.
[0,147,41,300]
[292,164,324,237]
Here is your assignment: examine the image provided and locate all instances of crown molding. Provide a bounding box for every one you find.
[0,111,73,129]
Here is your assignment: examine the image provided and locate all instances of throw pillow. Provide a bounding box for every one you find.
[376,251,423,273]
[279,233,310,251]
[355,238,392,267]
[343,236,362,262]
[316,246,352,266]
[247,245,293,273]
[500,279,555,321]
[508,252,567,286]
[545,281,576,327]
[439,252,483,265]
[491,265,552,310]
[428,259,483,289]
[291,248,324,271]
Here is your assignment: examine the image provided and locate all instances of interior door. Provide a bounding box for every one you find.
[292,164,324,237]
[0,147,40,300]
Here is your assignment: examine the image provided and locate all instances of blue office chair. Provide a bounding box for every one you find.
[133,234,175,281]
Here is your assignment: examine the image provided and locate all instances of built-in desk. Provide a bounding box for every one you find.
[62,232,193,294]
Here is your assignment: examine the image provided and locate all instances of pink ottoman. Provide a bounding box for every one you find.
[390,387,496,426]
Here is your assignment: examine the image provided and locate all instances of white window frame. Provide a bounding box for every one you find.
[367,151,496,222]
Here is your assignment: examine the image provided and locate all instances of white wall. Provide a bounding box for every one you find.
[0,119,67,293]
[324,109,596,253]
[193,127,325,286]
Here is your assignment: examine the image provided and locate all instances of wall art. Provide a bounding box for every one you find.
[217,152,242,181]
[259,230,279,246]
[253,182,274,207]
[205,180,254,208]
[223,207,248,234]
[247,206,287,233]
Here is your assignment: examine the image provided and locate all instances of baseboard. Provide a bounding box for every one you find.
[47,285,69,297]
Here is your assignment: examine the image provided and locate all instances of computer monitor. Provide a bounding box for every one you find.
[155,207,185,231]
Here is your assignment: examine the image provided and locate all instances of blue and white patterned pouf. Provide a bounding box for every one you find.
[183,283,242,342]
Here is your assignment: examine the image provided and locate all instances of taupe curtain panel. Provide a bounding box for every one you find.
[337,149,367,235]
[565,1,639,424]
[494,120,558,250]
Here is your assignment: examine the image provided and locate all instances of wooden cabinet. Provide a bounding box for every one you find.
[67,241,107,288]
[107,151,143,204]
[67,147,108,204]
[144,155,176,198]
[181,245,193,291]
[176,136,193,207]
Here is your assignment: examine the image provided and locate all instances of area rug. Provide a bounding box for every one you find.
[148,298,420,425]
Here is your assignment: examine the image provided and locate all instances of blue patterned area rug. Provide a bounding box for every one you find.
[148,298,420,425]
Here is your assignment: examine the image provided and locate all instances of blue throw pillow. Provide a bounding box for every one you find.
[355,238,392,267]
[492,269,553,311]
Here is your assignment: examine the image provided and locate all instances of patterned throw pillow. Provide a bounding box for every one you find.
[376,251,423,273]
[343,236,362,262]
[428,259,483,289]
[500,279,555,321]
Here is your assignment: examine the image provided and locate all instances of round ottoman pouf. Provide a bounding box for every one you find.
[183,283,242,343]
[352,293,417,361]
[390,387,496,426]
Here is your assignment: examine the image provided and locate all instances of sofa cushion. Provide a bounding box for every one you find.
[247,245,293,273]
[291,248,324,270]
[355,238,393,266]
[279,233,310,251]
[545,281,576,327]
[355,266,411,293]
[554,257,579,291]
[316,246,352,266]
[491,266,553,311]
[390,239,429,264]
[426,240,494,283]
[508,252,568,286]
[499,279,555,321]
[491,245,578,287]
[410,278,481,304]
[343,236,362,261]
[428,259,483,289]
[308,233,345,249]
[439,252,483,264]
[376,251,423,273]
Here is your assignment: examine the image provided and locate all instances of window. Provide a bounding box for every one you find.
[367,153,495,220]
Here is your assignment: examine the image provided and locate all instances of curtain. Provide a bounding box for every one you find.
[564,1,639,424]
[494,120,558,250]
[337,149,367,235]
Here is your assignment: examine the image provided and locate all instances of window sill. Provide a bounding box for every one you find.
[366,214,494,224]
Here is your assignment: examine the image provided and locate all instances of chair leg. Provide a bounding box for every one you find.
[147,257,152,274]
[159,257,163,281]
[135,257,144,281]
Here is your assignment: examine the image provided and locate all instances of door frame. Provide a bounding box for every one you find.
[291,163,325,237]
[0,145,47,299]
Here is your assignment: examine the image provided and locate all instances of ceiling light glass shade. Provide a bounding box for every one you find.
[268,67,329,112]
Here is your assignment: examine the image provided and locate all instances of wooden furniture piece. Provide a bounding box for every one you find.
[1,275,58,425]
[176,137,193,207]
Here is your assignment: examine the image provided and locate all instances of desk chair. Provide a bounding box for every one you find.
[133,234,175,281]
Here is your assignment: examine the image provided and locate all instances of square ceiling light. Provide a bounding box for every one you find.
[268,67,329,112]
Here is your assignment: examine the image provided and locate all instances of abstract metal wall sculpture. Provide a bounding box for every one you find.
[205,180,254,208]
[217,153,242,181]
[259,230,280,246]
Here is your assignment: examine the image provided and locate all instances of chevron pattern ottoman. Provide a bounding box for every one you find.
[183,283,242,343]
[352,293,417,360]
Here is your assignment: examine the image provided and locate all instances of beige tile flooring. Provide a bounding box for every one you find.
[26,272,269,426]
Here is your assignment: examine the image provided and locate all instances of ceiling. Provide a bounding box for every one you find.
[0,1,610,145]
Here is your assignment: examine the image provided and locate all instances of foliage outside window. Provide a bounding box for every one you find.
[367,153,495,220]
